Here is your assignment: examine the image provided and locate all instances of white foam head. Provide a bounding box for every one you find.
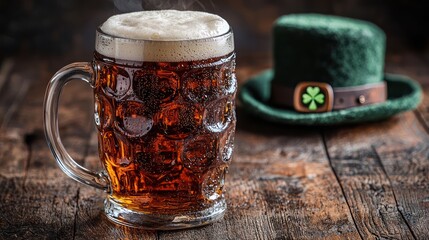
[96,10,234,62]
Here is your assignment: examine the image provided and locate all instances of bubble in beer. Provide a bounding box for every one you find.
[115,101,153,137]
[182,68,221,104]
[99,64,131,98]
[94,94,113,130]
[183,134,217,172]
[204,97,234,133]
[133,70,179,104]
[156,103,202,139]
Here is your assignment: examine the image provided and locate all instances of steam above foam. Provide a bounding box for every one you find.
[96,10,233,62]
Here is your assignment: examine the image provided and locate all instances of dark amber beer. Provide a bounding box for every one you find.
[45,10,236,229]
[94,49,236,213]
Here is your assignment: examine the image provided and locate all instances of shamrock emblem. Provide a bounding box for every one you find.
[302,86,325,111]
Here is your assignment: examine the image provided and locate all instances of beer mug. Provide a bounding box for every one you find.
[43,10,236,229]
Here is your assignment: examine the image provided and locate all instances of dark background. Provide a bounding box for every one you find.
[1,0,429,62]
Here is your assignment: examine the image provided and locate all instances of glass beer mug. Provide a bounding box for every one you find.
[43,10,236,230]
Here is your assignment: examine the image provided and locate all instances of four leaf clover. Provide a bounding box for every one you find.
[302,86,325,111]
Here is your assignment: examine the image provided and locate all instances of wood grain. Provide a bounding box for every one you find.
[323,112,427,239]
[0,58,91,239]
[1,53,428,239]
[0,60,31,131]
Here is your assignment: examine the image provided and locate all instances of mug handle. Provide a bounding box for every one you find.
[44,62,109,191]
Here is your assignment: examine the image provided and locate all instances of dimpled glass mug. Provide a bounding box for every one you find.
[43,10,236,229]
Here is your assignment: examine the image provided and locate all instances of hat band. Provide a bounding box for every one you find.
[270,81,387,113]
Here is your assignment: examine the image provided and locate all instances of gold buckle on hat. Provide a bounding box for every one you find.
[293,82,334,113]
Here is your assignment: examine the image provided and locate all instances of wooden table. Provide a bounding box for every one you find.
[0,50,428,239]
[1,2,429,238]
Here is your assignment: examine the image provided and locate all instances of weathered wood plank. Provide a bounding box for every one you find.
[0,129,28,177]
[0,57,43,179]
[323,112,427,239]
[0,177,77,239]
[375,142,429,239]
[4,59,93,175]
[2,126,85,239]
[0,58,94,239]
[0,59,31,130]
[382,86,429,238]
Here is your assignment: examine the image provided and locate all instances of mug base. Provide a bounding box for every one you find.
[104,197,226,230]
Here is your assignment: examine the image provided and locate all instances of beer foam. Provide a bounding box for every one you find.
[96,10,233,62]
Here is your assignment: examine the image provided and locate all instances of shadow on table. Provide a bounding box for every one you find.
[236,107,318,137]
[236,105,402,137]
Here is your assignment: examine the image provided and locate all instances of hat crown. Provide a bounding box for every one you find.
[273,14,386,88]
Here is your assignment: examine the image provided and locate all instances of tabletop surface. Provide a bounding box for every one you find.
[1,1,429,239]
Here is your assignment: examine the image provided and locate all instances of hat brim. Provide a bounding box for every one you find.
[239,70,422,125]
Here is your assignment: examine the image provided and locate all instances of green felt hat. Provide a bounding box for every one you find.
[239,14,422,125]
